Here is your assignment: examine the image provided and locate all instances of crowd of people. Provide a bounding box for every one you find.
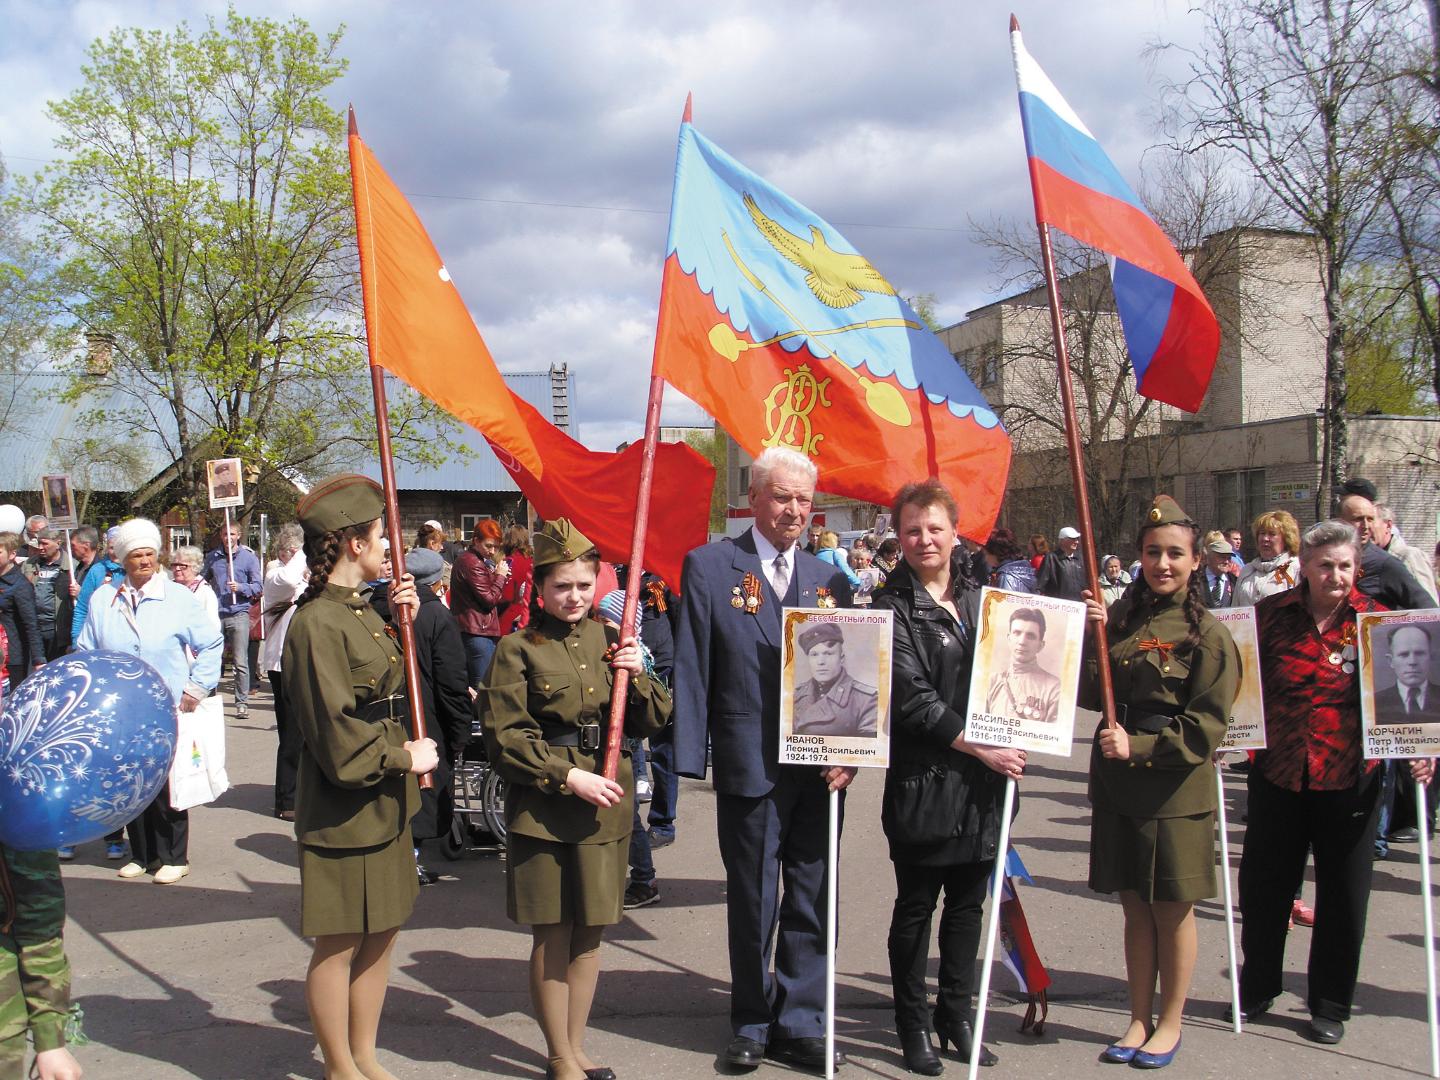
[1,453,1438,1079]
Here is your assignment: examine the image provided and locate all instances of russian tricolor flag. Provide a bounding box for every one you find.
[1011,24,1220,413]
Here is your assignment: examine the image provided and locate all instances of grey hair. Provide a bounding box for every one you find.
[72,525,99,548]
[171,545,204,568]
[1300,519,1360,562]
[25,514,46,531]
[274,522,304,556]
[1375,503,1396,525]
[749,447,818,494]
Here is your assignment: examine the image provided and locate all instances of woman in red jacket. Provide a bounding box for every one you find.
[449,518,509,686]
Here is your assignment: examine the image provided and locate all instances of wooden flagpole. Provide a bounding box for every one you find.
[1012,14,1118,730]
[600,94,694,781]
[349,106,433,789]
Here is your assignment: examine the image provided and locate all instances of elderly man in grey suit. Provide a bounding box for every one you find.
[674,446,855,1074]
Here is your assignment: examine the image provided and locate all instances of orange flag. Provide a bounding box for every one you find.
[348,116,714,588]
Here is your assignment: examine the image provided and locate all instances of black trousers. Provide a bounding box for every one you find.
[715,769,841,1042]
[888,859,993,1034]
[269,671,301,813]
[1238,769,1381,1021]
[127,782,189,868]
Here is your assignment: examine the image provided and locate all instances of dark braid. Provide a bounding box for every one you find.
[1121,521,1207,655]
[296,523,370,608]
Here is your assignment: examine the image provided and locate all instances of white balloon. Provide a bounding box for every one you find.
[0,505,24,534]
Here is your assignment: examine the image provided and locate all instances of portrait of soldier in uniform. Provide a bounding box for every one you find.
[208,459,242,504]
[791,621,879,738]
[984,607,1061,724]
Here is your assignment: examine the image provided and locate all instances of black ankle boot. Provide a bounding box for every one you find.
[932,1007,997,1067]
[898,1028,943,1075]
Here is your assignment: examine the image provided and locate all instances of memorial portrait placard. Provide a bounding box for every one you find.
[1358,610,1440,759]
[205,458,244,510]
[780,607,892,769]
[964,587,1086,758]
[39,474,77,529]
[1213,606,1267,752]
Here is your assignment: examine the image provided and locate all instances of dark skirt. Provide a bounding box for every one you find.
[506,833,627,926]
[299,826,418,937]
[1089,806,1216,902]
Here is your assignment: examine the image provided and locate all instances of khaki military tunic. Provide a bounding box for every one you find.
[283,582,419,935]
[482,614,670,924]
[1085,589,1239,901]
[985,662,1061,725]
[792,672,879,737]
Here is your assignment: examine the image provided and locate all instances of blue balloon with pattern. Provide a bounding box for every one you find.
[0,650,177,851]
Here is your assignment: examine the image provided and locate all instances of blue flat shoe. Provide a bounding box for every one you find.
[1131,1036,1181,1069]
[1100,1044,1139,1064]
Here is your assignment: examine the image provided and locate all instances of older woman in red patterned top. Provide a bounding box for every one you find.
[1236,518,1434,1046]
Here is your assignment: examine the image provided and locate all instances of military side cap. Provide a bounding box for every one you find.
[798,621,845,653]
[533,517,596,569]
[296,473,384,537]
[1145,494,1196,528]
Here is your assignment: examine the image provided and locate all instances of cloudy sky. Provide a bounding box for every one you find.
[0,0,1205,451]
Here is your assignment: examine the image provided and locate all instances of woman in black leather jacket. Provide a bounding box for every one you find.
[874,480,1027,1075]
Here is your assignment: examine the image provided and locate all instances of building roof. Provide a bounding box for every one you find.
[0,367,576,498]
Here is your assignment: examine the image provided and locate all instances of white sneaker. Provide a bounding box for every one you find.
[117,862,146,879]
[154,864,189,885]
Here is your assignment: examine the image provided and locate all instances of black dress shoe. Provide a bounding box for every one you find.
[898,1029,942,1075]
[764,1036,846,1073]
[721,1036,765,1070]
[1308,1016,1345,1044]
[584,1069,617,1080]
[416,863,438,886]
[1223,996,1274,1024]
[1388,826,1421,843]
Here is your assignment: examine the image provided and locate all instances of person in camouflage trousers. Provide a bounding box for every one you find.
[0,845,82,1079]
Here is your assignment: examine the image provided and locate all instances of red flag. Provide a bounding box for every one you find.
[349,122,713,587]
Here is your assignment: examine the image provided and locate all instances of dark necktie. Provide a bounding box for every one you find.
[1410,688,1421,714]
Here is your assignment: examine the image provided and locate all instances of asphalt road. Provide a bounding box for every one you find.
[56,685,1440,1079]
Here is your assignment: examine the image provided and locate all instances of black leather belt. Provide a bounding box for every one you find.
[360,694,410,726]
[543,722,604,750]
[1116,703,1178,735]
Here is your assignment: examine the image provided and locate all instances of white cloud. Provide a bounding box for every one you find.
[1,0,1206,449]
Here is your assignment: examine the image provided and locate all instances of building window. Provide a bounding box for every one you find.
[738,466,750,495]
[1216,469,1267,533]
[954,348,998,388]
[460,514,481,540]
[168,526,192,551]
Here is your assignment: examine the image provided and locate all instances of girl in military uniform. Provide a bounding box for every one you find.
[482,519,671,1080]
[282,474,439,1080]
[1082,495,1239,1069]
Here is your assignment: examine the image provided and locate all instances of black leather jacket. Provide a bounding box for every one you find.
[872,556,1007,863]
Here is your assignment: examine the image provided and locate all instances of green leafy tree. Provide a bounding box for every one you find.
[16,9,457,531]
[0,153,53,438]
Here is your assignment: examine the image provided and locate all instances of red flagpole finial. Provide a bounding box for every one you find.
[682,93,693,124]
[348,105,358,137]
[1010,13,1020,31]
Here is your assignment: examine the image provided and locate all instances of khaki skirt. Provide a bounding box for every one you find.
[507,833,628,926]
[299,826,419,937]
[1089,807,1216,903]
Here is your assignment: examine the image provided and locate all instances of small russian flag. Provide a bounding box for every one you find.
[1010,21,1220,414]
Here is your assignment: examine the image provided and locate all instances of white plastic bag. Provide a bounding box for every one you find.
[169,695,230,810]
